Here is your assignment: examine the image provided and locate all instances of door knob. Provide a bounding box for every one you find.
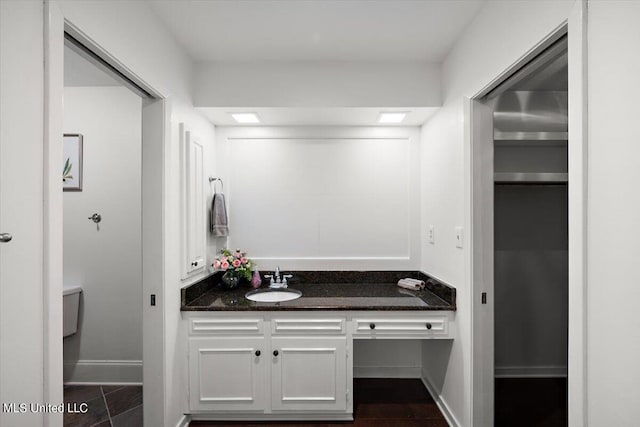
[0,233,12,243]
[273,350,279,357]
[88,213,101,223]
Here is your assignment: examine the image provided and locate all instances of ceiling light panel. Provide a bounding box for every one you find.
[378,112,408,124]
[230,112,261,124]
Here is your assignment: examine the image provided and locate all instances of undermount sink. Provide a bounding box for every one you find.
[245,288,302,303]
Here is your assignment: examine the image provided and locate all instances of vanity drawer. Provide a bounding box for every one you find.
[352,315,449,338]
[271,318,346,335]
[189,317,264,336]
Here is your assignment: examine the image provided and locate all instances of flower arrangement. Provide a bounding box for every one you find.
[212,248,254,281]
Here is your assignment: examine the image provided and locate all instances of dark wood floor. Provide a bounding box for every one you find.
[191,378,448,427]
[495,377,567,427]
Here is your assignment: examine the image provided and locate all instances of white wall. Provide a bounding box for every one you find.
[354,340,423,378]
[55,2,217,425]
[0,2,45,426]
[215,126,420,271]
[62,86,142,383]
[587,1,640,425]
[419,1,575,426]
[195,61,441,108]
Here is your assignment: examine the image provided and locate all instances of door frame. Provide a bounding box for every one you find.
[44,3,169,426]
[468,2,588,425]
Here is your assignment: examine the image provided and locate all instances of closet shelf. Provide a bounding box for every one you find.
[494,172,568,183]
[494,131,568,141]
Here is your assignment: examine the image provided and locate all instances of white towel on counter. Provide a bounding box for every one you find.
[397,278,426,291]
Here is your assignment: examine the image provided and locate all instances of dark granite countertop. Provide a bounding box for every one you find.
[181,271,456,311]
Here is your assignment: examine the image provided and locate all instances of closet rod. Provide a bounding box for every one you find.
[494,172,568,184]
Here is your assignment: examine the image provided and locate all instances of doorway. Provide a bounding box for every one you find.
[44,13,168,426]
[468,21,588,426]
[62,33,148,426]
[488,36,569,426]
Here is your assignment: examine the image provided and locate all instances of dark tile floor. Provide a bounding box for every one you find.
[191,378,448,427]
[495,377,567,427]
[63,385,143,427]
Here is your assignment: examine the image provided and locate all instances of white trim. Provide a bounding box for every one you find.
[142,98,169,427]
[353,366,422,378]
[253,257,410,260]
[189,413,353,422]
[567,1,589,426]
[175,414,191,427]
[43,2,65,426]
[216,125,419,140]
[421,371,460,427]
[251,257,413,271]
[63,21,161,99]
[474,22,569,99]
[64,381,143,386]
[468,97,495,427]
[495,366,568,378]
[63,360,143,383]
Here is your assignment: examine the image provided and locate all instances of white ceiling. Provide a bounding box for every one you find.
[199,107,438,126]
[149,0,485,62]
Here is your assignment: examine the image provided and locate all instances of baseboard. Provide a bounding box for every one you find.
[176,414,191,427]
[354,366,422,378]
[63,359,142,383]
[421,369,460,427]
[494,365,567,378]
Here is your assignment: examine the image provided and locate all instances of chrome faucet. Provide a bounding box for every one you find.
[265,266,292,289]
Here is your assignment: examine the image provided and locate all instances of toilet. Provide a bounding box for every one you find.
[63,285,82,337]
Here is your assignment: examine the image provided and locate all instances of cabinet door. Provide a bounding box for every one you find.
[181,126,206,277]
[271,337,347,412]
[189,337,267,412]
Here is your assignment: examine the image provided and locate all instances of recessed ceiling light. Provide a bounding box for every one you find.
[378,112,408,124]
[230,112,261,124]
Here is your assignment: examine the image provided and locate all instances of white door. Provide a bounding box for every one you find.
[185,132,205,274]
[0,2,46,426]
[271,337,347,412]
[470,98,495,427]
[189,337,267,412]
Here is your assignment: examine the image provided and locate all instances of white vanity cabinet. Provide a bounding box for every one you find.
[188,317,267,412]
[351,312,451,339]
[187,314,352,420]
[188,336,267,412]
[186,310,454,421]
[270,337,348,412]
[270,317,349,412]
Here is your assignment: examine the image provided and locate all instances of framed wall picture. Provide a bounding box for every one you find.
[63,134,83,191]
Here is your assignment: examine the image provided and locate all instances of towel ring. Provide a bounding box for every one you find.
[209,177,223,193]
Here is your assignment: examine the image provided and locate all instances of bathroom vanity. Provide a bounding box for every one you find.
[181,271,456,422]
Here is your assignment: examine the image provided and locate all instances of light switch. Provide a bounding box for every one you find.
[428,225,435,244]
[455,226,463,248]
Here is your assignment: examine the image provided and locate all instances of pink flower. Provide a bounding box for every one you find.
[233,259,241,268]
[213,260,221,269]
[240,257,248,264]
[221,256,228,263]
[221,261,230,270]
